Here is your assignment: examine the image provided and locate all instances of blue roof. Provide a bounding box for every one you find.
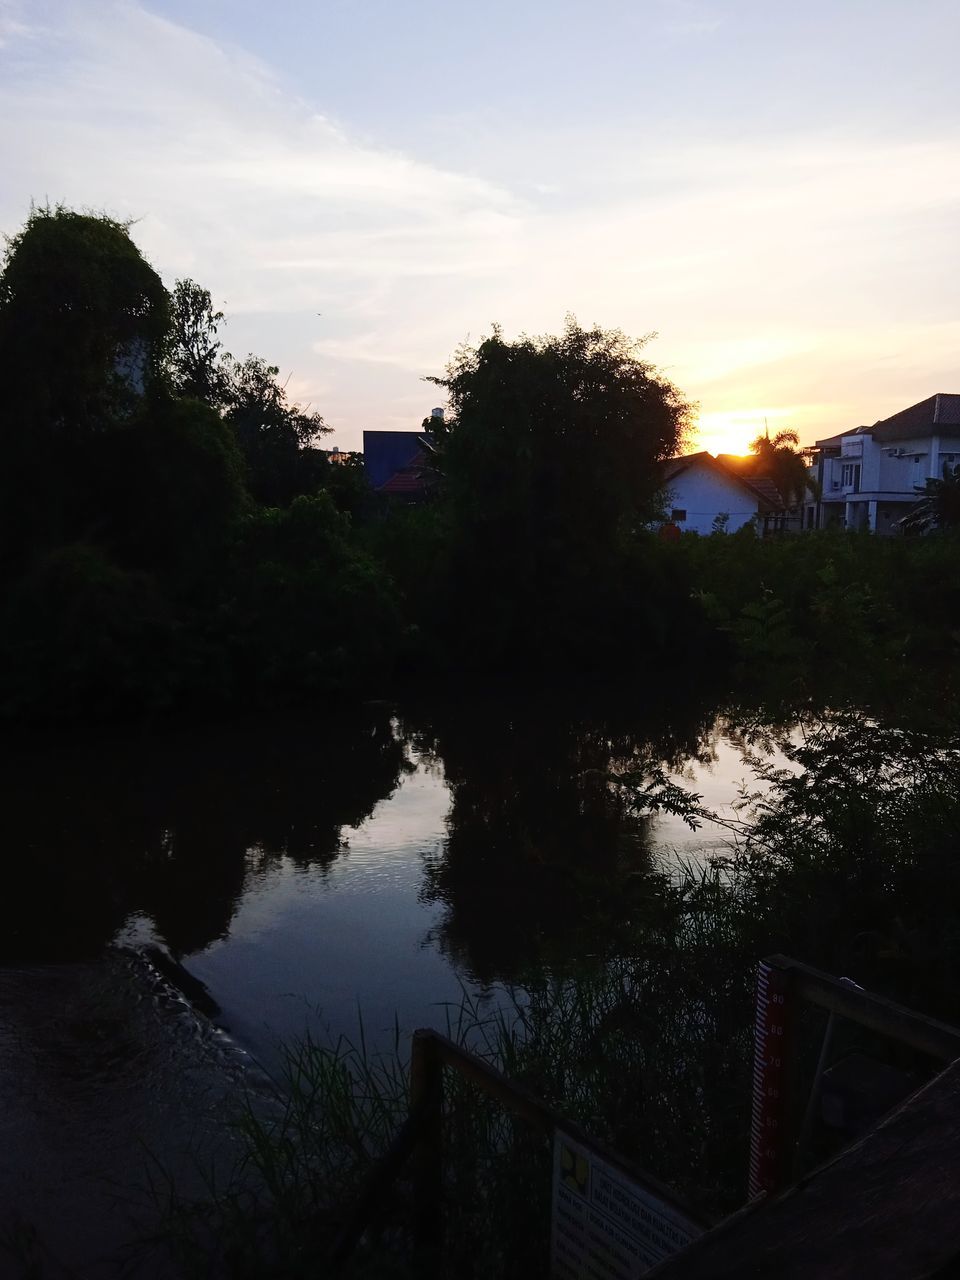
[362,430,429,490]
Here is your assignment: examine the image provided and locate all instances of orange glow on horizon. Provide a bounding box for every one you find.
[689,408,797,459]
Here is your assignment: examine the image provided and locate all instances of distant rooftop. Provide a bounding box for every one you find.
[361,430,431,490]
[662,451,782,509]
[815,394,960,448]
[871,393,960,442]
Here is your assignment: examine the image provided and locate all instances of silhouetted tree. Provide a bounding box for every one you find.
[926,463,960,529]
[167,280,344,508]
[167,277,229,407]
[431,318,690,547]
[0,205,171,564]
[222,353,331,505]
[0,206,402,718]
[424,318,696,667]
[748,428,814,509]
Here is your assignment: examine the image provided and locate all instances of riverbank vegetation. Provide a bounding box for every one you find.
[150,710,960,1277]
[2,205,960,722]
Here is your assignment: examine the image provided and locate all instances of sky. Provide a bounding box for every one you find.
[2,0,959,456]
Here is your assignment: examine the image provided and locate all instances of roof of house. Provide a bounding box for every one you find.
[813,426,868,449]
[662,451,782,510]
[870,393,960,442]
[378,467,428,496]
[813,395,960,450]
[361,430,432,490]
[746,476,784,507]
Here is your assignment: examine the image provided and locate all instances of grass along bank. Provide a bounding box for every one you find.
[153,710,960,1277]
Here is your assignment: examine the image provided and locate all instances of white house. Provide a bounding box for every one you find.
[660,452,783,535]
[806,393,960,533]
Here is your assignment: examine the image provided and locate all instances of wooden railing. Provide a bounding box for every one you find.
[328,1026,703,1275]
[749,954,960,1198]
[328,956,960,1272]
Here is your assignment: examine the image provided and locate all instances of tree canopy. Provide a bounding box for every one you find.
[423,319,697,667]
[431,319,691,549]
[0,206,391,717]
[166,279,332,505]
[0,206,175,563]
[167,277,228,407]
[0,205,170,435]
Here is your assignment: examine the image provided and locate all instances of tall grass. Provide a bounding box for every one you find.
[157,711,960,1277]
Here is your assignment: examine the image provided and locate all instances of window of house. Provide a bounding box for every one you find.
[670,509,686,522]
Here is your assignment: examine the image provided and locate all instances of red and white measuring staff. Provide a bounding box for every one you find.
[748,959,794,1199]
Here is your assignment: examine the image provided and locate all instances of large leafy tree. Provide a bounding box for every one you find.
[0,210,249,573]
[166,278,333,506]
[0,204,171,435]
[0,205,173,563]
[167,277,228,407]
[221,353,331,506]
[0,207,394,718]
[426,318,695,666]
[431,318,690,546]
[0,208,253,715]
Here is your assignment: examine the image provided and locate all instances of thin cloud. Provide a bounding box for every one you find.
[656,0,724,36]
[1,1,957,447]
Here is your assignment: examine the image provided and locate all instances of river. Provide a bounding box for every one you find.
[0,688,803,1276]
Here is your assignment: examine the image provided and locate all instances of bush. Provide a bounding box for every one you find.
[215,494,402,702]
[0,544,180,719]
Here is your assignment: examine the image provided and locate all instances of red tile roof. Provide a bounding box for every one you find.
[375,444,434,498]
[379,467,427,495]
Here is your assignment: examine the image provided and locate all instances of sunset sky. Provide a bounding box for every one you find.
[2,0,958,456]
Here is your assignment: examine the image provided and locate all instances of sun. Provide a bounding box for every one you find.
[689,410,775,458]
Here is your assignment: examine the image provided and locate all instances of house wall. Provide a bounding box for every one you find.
[815,431,960,532]
[877,451,918,491]
[664,466,759,535]
[875,500,912,533]
[877,437,960,489]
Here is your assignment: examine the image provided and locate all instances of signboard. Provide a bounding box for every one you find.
[550,1131,700,1278]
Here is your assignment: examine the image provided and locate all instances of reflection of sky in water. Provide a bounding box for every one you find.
[177,726,791,1064]
[183,767,486,1067]
[651,725,796,871]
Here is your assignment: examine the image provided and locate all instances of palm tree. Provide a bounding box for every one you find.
[748,428,817,510]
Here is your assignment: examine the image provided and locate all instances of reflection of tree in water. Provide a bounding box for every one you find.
[405,687,724,985]
[0,709,404,962]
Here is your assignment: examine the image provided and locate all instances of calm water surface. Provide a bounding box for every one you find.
[177,722,773,1063]
[0,691,789,1272]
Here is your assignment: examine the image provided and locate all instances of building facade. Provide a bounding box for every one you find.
[660,452,783,534]
[807,394,960,533]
